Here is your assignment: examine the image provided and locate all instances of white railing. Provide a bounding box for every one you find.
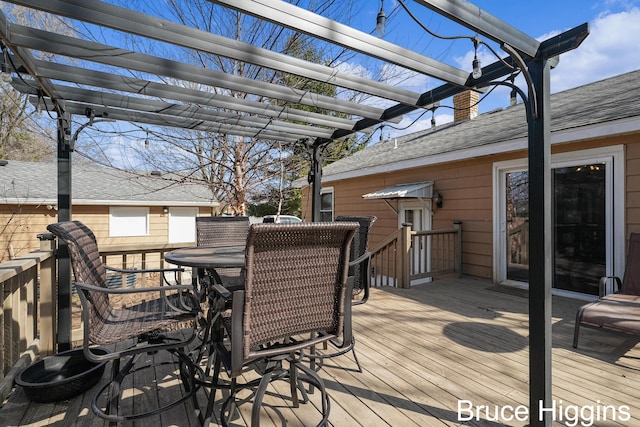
[370,222,462,288]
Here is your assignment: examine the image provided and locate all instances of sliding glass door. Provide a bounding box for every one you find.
[553,164,606,294]
[495,147,623,297]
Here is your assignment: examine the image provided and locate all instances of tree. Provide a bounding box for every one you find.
[0,3,69,161]
[74,0,364,216]
[0,3,77,260]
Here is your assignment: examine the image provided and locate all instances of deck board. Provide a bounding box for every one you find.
[2,277,640,427]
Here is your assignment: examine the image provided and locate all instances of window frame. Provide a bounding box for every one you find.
[320,187,334,222]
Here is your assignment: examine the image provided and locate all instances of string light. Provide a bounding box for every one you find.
[376,0,386,38]
[472,36,482,79]
[509,74,518,106]
[1,45,12,83]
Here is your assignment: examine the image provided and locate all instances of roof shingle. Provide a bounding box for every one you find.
[323,69,640,179]
[0,160,216,206]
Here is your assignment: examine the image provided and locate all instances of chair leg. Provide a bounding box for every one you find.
[256,359,330,427]
[251,369,276,427]
[349,339,363,373]
[205,351,223,420]
[219,378,239,427]
[306,337,362,373]
[294,360,331,426]
[573,308,584,348]
[176,348,205,424]
[92,350,202,423]
[289,359,300,408]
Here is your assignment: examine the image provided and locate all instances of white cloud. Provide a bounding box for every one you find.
[334,61,372,79]
[385,111,454,139]
[549,8,640,92]
[379,63,432,92]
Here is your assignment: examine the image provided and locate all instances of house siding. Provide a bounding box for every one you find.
[304,133,640,282]
[626,139,640,234]
[0,205,209,262]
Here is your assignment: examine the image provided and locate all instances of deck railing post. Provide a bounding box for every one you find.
[399,223,412,288]
[454,221,462,278]
[37,233,57,356]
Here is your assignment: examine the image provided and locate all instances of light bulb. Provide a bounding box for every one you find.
[1,62,11,83]
[510,88,518,106]
[472,58,482,79]
[376,9,386,37]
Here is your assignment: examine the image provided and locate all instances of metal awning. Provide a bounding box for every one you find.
[362,181,433,200]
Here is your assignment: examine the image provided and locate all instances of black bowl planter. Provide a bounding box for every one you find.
[16,347,109,403]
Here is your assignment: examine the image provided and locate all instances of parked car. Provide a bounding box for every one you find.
[262,215,302,224]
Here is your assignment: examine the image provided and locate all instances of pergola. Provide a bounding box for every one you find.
[0,1,588,425]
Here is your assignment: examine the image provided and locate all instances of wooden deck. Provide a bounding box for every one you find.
[2,277,640,427]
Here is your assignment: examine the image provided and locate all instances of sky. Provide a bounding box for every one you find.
[347,0,640,138]
[41,0,640,161]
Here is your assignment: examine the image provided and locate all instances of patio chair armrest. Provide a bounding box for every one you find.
[598,276,622,297]
[349,251,372,306]
[207,283,233,314]
[211,283,233,300]
[74,281,195,295]
[349,250,371,268]
[105,265,185,274]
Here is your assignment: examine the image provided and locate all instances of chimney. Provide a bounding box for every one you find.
[453,90,479,122]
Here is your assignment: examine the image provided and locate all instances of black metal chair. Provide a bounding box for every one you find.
[205,222,358,426]
[47,220,203,424]
[308,215,376,372]
[195,216,250,292]
[574,232,640,348]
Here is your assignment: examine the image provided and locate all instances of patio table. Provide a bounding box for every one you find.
[165,245,245,366]
[165,244,245,271]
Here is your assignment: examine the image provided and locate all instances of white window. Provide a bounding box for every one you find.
[109,207,149,237]
[168,207,198,243]
[320,187,334,222]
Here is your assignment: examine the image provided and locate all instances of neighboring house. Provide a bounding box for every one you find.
[0,160,218,261]
[301,69,640,300]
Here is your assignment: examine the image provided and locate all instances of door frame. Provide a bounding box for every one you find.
[398,198,433,285]
[492,145,625,299]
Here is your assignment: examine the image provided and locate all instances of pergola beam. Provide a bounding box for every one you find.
[211,0,472,87]
[0,10,63,108]
[16,82,336,140]
[28,97,305,144]
[412,0,540,58]
[5,24,389,121]
[29,59,382,129]
[9,0,429,108]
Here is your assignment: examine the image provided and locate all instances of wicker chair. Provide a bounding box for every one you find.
[195,216,250,291]
[336,215,376,305]
[309,215,376,372]
[204,222,358,427]
[47,221,203,424]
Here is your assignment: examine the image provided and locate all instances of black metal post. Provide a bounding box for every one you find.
[56,111,72,352]
[527,58,552,426]
[311,141,323,222]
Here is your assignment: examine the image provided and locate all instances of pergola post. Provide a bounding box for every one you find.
[526,58,553,426]
[310,140,324,222]
[56,111,72,352]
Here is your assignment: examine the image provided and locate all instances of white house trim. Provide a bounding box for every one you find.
[322,115,640,183]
